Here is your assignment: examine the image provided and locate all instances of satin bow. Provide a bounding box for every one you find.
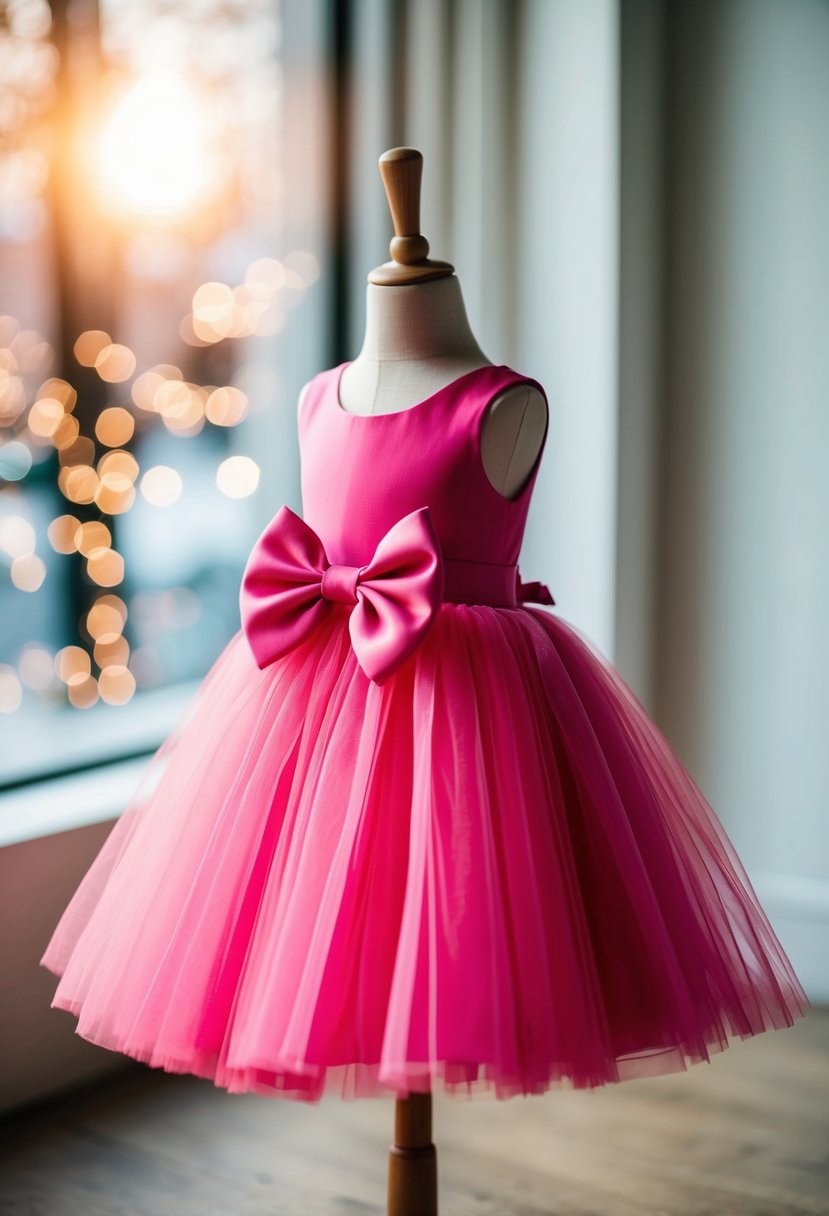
[239,505,443,685]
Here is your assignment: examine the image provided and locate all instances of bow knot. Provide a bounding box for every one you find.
[240,505,443,685]
[320,563,360,604]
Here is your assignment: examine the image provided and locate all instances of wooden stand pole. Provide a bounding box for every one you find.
[387,1092,438,1216]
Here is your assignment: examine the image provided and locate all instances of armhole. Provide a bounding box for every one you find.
[296,376,318,425]
[477,375,550,502]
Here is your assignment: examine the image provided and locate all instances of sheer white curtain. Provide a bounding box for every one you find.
[649,0,829,1001]
[337,0,828,1000]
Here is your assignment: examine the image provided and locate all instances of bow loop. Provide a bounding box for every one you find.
[348,508,444,682]
[239,505,443,684]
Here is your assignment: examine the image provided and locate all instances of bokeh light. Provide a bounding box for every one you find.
[97,449,139,483]
[0,664,23,713]
[216,454,259,498]
[93,635,129,668]
[132,365,181,412]
[140,464,182,506]
[95,406,135,447]
[27,395,64,438]
[38,377,77,411]
[11,552,46,590]
[0,440,33,479]
[86,593,127,643]
[47,514,82,554]
[86,546,125,587]
[192,281,235,341]
[66,674,99,709]
[75,520,112,556]
[98,663,136,705]
[156,380,205,435]
[95,343,136,383]
[0,372,27,425]
[51,413,80,449]
[206,386,248,426]
[18,644,56,691]
[95,470,136,514]
[0,514,36,558]
[74,330,111,367]
[58,464,99,504]
[55,645,90,683]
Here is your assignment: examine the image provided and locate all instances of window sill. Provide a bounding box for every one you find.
[0,756,154,847]
[1,679,203,791]
[0,679,199,847]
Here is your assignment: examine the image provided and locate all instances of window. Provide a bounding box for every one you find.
[0,0,326,786]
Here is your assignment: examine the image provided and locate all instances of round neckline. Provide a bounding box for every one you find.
[331,360,508,418]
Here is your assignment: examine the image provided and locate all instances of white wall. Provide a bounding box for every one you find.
[656,0,829,999]
[515,0,622,660]
[1,821,135,1113]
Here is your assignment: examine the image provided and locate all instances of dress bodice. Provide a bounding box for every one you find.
[299,362,549,592]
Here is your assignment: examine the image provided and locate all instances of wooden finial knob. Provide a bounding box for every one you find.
[368,147,454,285]
[380,148,430,264]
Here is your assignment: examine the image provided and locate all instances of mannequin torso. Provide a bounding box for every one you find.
[301,277,547,501]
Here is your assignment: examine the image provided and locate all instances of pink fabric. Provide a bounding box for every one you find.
[40,361,809,1103]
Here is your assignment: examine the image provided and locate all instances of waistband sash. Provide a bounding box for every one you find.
[442,557,519,606]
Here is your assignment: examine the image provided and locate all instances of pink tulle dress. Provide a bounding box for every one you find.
[40,362,809,1102]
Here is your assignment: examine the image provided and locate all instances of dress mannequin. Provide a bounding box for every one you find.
[301,148,548,501]
[298,148,546,1216]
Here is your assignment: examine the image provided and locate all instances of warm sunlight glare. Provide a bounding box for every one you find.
[97,72,210,220]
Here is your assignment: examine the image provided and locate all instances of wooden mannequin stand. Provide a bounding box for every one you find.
[387,1092,438,1216]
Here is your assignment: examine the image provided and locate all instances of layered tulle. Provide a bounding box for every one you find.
[40,604,809,1102]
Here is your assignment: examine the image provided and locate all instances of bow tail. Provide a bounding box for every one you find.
[515,567,555,606]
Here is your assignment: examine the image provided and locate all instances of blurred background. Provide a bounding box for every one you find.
[1,0,827,1117]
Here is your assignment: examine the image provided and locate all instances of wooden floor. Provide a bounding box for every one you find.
[1,1010,827,1216]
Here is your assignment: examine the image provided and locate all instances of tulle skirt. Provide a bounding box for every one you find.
[40,603,809,1102]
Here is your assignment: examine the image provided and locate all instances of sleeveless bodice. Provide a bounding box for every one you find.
[299,362,549,604]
